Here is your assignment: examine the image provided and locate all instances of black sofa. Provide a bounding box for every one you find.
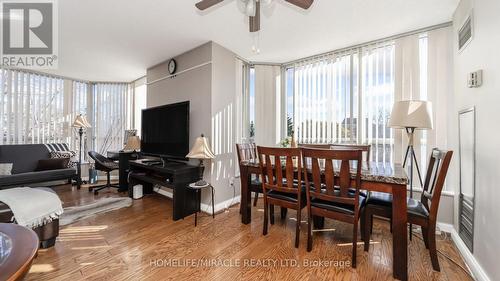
[0,143,78,189]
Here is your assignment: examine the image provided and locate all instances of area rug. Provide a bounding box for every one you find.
[59,197,133,226]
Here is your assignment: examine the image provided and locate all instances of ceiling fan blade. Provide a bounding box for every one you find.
[285,0,314,9]
[195,0,224,10]
[249,0,260,32]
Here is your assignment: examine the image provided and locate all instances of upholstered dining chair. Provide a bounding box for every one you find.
[257,146,305,248]
[301,148,365,268]
[88,151,119,195]
[236,143,262,207]
[362,148,453,272]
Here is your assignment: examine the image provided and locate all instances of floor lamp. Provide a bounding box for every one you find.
[388,100,433,239]
[72,115,92,187]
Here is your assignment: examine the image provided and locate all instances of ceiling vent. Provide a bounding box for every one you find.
[458,13,473,52]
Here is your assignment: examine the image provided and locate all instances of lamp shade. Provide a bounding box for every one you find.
[388,100,433,129]
[72,115,91,128]
[124,136,141,151]
[186,135,215,159]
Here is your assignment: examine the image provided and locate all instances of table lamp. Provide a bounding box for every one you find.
[186,134,215,186]
[124,136,141,152]
[72,115,92,186]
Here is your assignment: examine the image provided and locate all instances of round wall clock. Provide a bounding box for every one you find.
[168,59,177,75]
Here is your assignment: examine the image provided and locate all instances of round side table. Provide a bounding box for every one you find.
[0,223,39,281]
[188,182,215,226]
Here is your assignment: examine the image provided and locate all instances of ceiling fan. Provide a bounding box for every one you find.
[195,0,314,32]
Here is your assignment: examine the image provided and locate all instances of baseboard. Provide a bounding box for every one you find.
[449,227,491,281]
[200,195,240,214]
[437,222,455,233]
[154,188,241,215]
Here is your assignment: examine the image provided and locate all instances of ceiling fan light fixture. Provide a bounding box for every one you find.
[246,0,256,17]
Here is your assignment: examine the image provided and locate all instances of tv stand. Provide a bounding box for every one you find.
[128,159,201,220]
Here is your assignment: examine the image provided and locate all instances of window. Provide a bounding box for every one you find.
[133,83,147,136]
[0,69,65,144]
[285,41,413,163]
[92,83,131,154]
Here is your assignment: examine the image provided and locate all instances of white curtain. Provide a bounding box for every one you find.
[254,65,281,146]
[0,69,66,144]
[92,83,132,154]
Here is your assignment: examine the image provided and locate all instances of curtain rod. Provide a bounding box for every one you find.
[280,21,452,67]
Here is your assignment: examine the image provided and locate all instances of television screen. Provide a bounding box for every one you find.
[141,101,189,159]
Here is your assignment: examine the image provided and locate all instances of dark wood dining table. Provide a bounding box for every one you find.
[239,160,409,281]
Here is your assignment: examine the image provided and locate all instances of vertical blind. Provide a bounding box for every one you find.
[92,83,131,154]
[0,69,134,156]
[291,43,395,162]
[0,69,65,144]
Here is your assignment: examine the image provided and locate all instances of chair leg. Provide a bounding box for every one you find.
[307,213,313,252]
[360,208,366,241]
[280,207,287,219]
[364,210,372,252]
[263,201,269,236]
[269,204,275,225]
[427,224,440,271]
[295,208,301,248]
[390,218,393,233]
[352,218,358,268]
[421,226,429,249]
[370,214,374,234]
[253,192,259,206]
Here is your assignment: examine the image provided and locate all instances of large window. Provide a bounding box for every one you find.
[285,39,428,163]
[92,83,131,154]
[0,69,65,144]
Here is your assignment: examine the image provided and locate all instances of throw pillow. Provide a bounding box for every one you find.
[0,163,13,176]
[50,151,77,168]
[35,158,70,171]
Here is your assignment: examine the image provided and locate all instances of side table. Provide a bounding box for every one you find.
[187,182,215,226]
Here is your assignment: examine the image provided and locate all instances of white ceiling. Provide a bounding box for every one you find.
[50,0,459,82]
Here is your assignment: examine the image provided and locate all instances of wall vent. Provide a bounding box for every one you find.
[458,13,473,52]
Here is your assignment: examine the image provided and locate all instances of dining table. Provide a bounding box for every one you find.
[238,159,409,281]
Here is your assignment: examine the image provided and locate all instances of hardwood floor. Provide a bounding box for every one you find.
[27,184,473,281]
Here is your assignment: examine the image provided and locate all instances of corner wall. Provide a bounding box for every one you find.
[451,0,500,280]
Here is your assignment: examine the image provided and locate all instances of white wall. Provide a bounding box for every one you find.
[452,0,500,280]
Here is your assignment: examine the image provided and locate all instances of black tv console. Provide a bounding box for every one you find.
[128,159,201,220]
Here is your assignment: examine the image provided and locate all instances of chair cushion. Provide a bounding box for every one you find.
[366,191,393,207]
[311,195,366,215]
[366,192,429,219]
[407,198,429,219]
[267,185,306,205]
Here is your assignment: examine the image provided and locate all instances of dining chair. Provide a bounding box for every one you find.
[257,146,305,248]
[299,143,371,166]
[301,148,365,268]
[362,148,453,271]
[236,143,262,207]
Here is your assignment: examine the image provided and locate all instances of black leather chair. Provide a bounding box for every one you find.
[88,151,119,194]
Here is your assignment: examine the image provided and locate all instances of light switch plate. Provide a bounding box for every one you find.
[468,70,483,88]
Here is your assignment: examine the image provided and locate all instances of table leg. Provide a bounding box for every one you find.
[240,166,252,224]
[313,216,324,229]
[392,184,408,281]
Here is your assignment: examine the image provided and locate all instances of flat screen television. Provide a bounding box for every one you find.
[141,101,190,159]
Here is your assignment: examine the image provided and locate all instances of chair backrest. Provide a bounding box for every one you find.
[301,148,363,211]
[330,144,371,165]
[421,148,453,221]
[236,143,258,164]
[257,146,302,196]
[298,144,332,149]
[88,151,112,171]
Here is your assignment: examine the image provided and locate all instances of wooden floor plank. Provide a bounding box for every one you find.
[26,184,473,281]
